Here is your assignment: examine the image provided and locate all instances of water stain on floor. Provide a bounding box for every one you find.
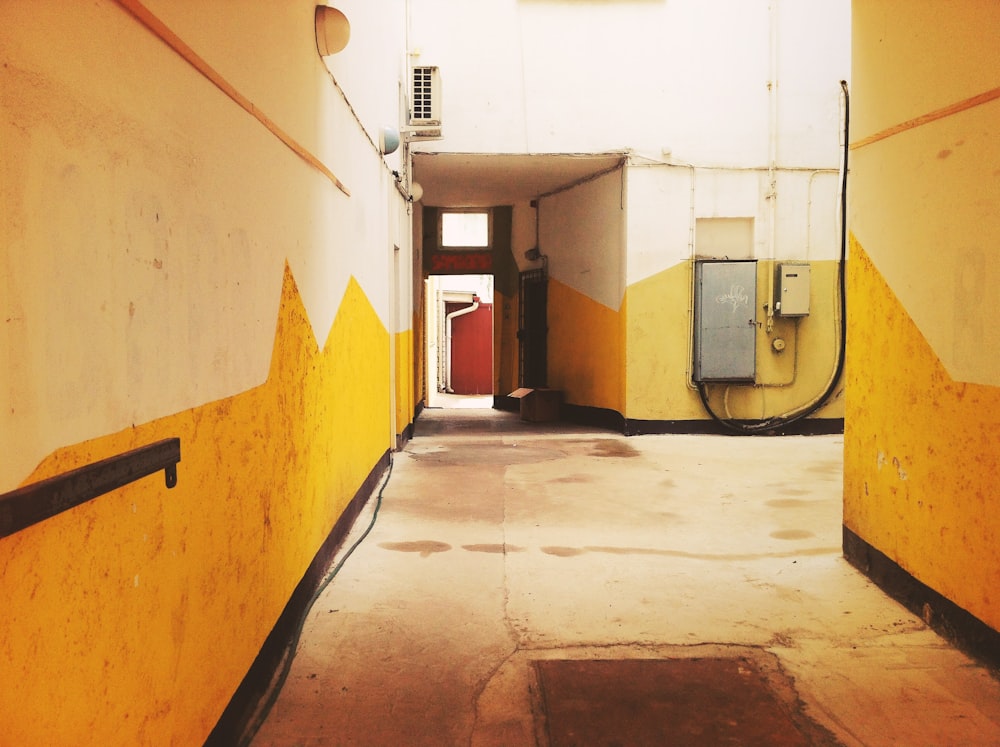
[770,529,815,540]
[541,546,586,557]
[409,443,563,466]
[550,474,594,484]
[378,540,452,557]
[535,544,839,561]
[588,439,641,458]
[806,460,842,475]
[767,498,810,509]
[462,543,526,554]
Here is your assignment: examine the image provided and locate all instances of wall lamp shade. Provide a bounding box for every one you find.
[380,126,400,155]
[409,182,424,202]
[315,6,350,56]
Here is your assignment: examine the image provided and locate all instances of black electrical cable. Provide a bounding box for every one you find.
[697,80,850,435]
[238,454,395,746]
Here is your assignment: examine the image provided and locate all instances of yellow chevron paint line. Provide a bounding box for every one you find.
[851,85,1000,150]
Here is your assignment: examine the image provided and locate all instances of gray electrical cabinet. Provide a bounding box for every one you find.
[776,263,810,317]
[693,261,757,382]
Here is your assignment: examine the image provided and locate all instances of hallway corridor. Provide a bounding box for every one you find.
[251,409,1000,746]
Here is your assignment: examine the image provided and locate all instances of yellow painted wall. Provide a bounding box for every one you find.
[0,268,390,744]
[1,0,406,741]
[844,242,1000,630]
[395,328,414,438]
[623,260,844,422]
[547,277,624,413]
[624,262,702,420]
[412,308,426,410]
[846,0,1000,633]
[848,1,1000,387]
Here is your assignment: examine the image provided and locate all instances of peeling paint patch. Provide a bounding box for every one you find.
[892,456,908,481]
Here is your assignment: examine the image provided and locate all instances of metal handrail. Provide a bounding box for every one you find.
[0,438,180,538]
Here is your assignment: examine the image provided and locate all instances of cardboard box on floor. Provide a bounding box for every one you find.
[509,388,563,422]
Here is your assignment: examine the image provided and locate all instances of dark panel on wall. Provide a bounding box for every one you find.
[491,206,517,297]
[422,206,440,255]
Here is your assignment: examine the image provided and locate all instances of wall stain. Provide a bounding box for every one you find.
[378,540,452,557]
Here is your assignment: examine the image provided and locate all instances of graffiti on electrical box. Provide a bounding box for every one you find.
[716,284,749,313]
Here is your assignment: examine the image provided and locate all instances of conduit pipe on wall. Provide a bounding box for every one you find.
[696,81,851,434]
[764,0,780,333]
[443,296,479,393]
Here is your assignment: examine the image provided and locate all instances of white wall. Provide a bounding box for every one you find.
[626,162,843,285]
[407,0,849,165]
[541,169,625,309]
[407,0,849,296]
[0,0,411,486]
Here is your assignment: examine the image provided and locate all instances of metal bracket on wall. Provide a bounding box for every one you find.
[0,438,181,539]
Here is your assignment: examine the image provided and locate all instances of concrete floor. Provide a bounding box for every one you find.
[252,406,1000,746]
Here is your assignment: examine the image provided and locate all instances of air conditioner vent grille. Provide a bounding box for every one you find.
[410,66,440,125]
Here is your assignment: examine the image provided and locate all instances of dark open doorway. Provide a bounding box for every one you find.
[518,267,548,388]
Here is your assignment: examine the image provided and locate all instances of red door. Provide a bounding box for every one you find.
[448,302,493,394]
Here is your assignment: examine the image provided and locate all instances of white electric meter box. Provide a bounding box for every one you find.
[693,260,757,383]
[776,263,810,317]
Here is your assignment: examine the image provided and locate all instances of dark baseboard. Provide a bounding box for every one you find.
[843,525,1000,671]
[205,449,392,746]
[396,420,414,451]
[625,417,844,437]
[560,403,628,432]
[494,398,843,438]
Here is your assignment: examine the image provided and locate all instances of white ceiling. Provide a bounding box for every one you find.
[411,151,626,208]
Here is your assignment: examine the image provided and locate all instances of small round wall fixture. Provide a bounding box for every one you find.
[315,6,350,56]
[380,126,400,155]
[409,182,424,202]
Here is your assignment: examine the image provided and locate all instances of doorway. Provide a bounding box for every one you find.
[425,274,494,409]
[518,268,548,387]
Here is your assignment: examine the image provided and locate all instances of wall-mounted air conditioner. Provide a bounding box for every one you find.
[406,66,442,139]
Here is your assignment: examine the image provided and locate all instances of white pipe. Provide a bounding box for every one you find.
[765,0,779,333]
[436,285,445,393]
[444,297,480,393]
